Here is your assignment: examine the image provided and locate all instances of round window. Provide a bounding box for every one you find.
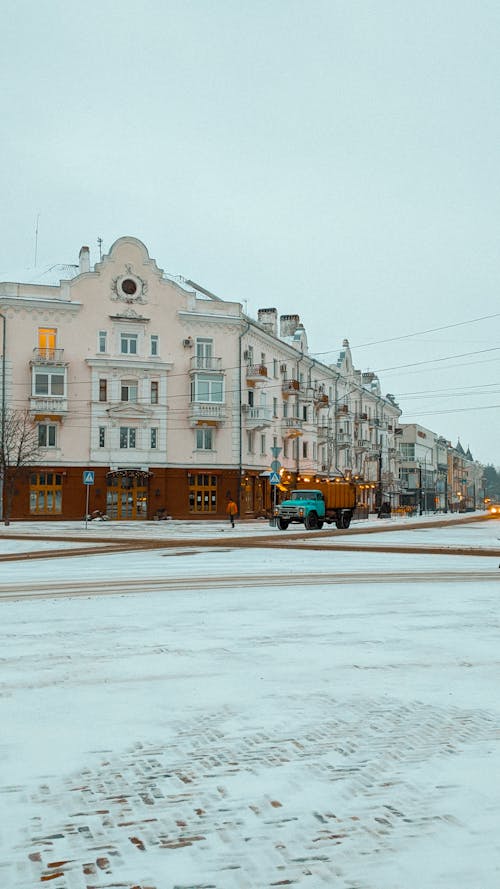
[121,278,137,296]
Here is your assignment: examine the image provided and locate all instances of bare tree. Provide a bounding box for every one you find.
[1,409,41,525]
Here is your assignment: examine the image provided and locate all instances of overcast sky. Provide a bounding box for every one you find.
[2,0,500,465]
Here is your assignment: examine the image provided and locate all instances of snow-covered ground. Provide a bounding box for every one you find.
[1,517,499,888]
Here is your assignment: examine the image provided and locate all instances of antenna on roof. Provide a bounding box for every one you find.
[97,237,103,260]
[34,213,40,267]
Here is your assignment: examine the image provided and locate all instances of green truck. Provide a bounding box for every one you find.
[273,480,357,531]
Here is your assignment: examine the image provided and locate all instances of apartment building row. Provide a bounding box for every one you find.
[0,236,484,521]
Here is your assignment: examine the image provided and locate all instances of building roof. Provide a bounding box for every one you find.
[0,264,79,285]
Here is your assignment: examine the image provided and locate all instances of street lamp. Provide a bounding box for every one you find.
[0,311,6,523]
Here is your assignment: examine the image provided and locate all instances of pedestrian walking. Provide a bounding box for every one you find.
[226,497,238,527]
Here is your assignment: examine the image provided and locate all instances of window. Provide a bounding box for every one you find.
[30,472,62,515]
[191,374,223,403]
[283,439,288,458]
[196,427,213,450]
[188,473,217,513]
[150,335,159,356]
[38,327,56,357]
[195,338,214,369]
[248,389,254,408]
[120,427,136,448]
[120,333,138,355]
[303,405,308,422]
[151,427,158,449]
[38,423,57,448]
[99,427,106,448]
[283,400,288,418]
[151,381,159,404]
[273,359,278,377]
[247,431,254,453]
[260,434,266,455]
[273,397,278,417]
[302,441,308,459]
[401,443,415,460]
[273,436,278,449]
[121,379,138,402]
[99,378,107,402]
[34,369,65,396]
[313,442,317,460]
[98,330,107,353]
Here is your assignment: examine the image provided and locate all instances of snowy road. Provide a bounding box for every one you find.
[1,518,499,888]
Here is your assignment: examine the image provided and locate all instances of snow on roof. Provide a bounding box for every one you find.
[0,263,79,286]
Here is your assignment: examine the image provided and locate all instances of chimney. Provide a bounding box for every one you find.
[257,307,278,336]
[79,245,90,274]
[280,313,300,338]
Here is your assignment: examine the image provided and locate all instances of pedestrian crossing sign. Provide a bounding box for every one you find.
[83,470,95,485]
[269,471,280,485]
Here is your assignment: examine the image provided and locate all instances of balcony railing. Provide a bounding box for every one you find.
[313,392,329,407]
[30,396,68,414]
[282,379,300,396]
[190,355,222,372]
[31,348,66,365]
[189,402,226,424]
[282,417,304,437]
[246,364,268,381]
[242,405,273,427]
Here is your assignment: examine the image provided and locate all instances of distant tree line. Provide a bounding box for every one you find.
[483,464,500,501]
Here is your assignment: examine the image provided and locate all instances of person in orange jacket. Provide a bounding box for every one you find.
[226,497,238,527]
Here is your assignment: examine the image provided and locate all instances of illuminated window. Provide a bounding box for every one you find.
[38,328,56,357]
[30,472,62,514]
[188,473,217,513]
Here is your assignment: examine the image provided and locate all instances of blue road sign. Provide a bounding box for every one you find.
[83,470,95,485]
[269,471,280,485]
[270,459,281,472]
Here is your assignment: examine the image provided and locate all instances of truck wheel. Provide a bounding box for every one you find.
[305,511,318,530]
[342,513,352,529]
[335,517,342,529]
[316,520,324,529]
[277,517,289,530]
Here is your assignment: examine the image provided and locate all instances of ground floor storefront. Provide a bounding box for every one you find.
[5,466,279,522]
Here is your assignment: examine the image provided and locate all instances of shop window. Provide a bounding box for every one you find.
[188,473,217,513]
[30,472,62,514]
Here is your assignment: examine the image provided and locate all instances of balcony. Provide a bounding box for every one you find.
[30,395,68,415]
[336,404,349,416]
[189,402,227,425]
[313,391,329,408]
[282,379,300,396]
[242,405,273,428]
[30,348,66,366]
[246,364,268,382]
[317,423,332,440]
[190,355,222,372]
[282,417,304,438]
[336,432,351,446]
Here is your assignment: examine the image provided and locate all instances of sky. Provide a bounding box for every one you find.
[2,0,500,464]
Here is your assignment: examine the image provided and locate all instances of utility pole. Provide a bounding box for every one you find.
[0,312,6,523]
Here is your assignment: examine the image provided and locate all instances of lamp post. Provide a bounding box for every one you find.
[0,311,6,523]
